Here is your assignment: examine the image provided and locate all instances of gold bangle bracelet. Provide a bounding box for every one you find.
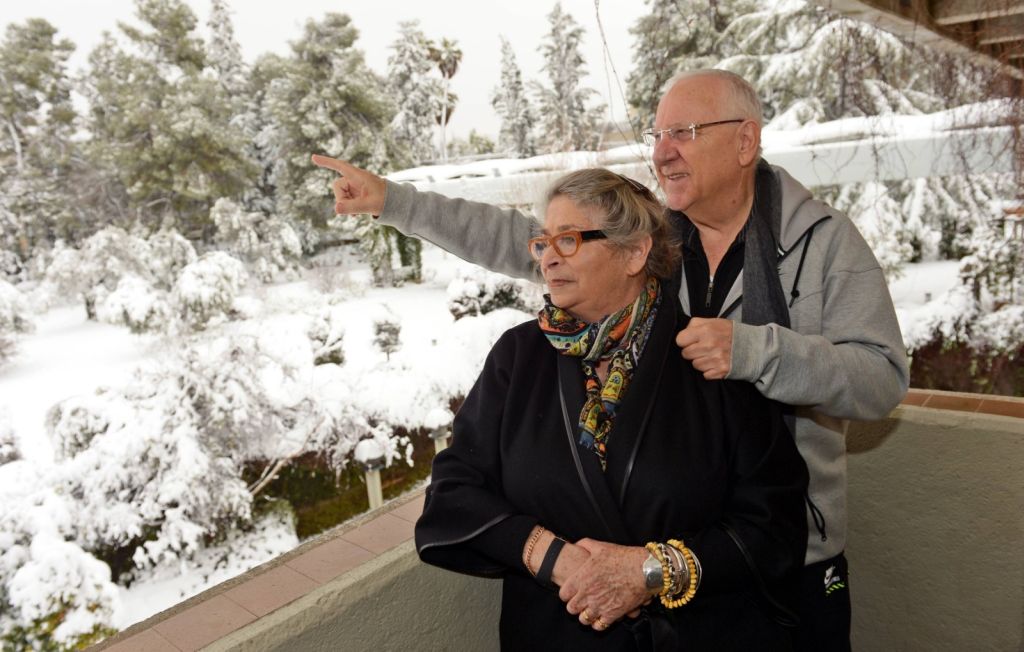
[523,526,546,577]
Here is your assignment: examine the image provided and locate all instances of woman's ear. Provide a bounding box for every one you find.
[625,235,653,277]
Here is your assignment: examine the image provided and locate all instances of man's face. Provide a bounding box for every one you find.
[651,77,744,217]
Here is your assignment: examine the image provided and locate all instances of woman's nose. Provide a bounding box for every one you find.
[541,245,562,270]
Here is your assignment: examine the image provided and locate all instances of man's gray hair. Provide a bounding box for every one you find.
[661,69,764,127]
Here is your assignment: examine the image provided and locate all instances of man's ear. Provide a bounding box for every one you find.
[737,120,761,166]
[625,235,653,277]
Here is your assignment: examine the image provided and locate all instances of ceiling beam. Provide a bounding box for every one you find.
[978,14,1024,44]
[932,0,1024,26]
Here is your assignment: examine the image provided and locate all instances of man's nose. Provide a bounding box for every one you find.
[651,136,677,166]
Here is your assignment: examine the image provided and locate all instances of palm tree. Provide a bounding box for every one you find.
[429,38,462,162]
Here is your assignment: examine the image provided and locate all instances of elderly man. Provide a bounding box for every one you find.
[313,69,908,651]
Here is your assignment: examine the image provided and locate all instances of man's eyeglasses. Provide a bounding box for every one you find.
[528,230,608,261]
[641,119,744,146]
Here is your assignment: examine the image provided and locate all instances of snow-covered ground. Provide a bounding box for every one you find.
[0,247,960,632]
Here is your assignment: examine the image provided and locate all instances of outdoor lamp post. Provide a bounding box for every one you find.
[355,439,386,510]
[426,407,454,455]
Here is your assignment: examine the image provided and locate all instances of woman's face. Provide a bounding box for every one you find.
[540,195,649,323]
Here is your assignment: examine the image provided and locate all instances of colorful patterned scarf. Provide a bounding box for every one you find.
[538,277,661,469]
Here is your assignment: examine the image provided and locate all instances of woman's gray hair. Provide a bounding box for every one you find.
[661,69,764,126]
[542,168,681,280]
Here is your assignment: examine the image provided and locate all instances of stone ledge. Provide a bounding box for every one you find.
[903,388,1024,418]
[91,490,425,651]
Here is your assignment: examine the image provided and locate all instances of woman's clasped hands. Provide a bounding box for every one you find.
[555,538,652,632]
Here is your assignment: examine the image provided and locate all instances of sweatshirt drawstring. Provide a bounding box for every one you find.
[789,224,816,308]
[806,492,828,542]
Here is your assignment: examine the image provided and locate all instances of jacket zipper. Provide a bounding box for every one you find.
[705,276,714,309]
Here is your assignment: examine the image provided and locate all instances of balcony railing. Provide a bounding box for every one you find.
[92,388,1024,652]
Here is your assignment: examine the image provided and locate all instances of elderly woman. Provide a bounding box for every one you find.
[414,169,808,650]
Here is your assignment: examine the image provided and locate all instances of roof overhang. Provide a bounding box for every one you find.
[813,0,1024,80]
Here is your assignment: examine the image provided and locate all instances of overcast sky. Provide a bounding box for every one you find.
[1,0,647,140]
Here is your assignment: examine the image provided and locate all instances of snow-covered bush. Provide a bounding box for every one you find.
[95,274,171,334]
[0,280,33,335]
[373,318,401,360]
[308,309,345,366]
[147,229,198,289]
[44,229,154,319]
[0,463,119,650]
[171,251,248,331]
[57,335,322,575]
[447,268,543,320]
[212,199,301,282]
[0,412,18,465]
[46,395,112,461]
[0,280,33,366]
[905,226,1024,394]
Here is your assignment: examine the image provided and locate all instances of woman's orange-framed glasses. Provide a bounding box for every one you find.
[527,229,608,261]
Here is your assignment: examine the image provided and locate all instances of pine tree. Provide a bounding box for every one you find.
[626,0,755,131]
[81,0,254,238]
[387,21,442,167]
[533,3,604,152]
[257,13,395,232]
[492,37,536,158]
[206,0,247,97]
[0,19,77,256]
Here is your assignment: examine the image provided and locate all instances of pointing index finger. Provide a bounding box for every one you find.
[311,153,358,176]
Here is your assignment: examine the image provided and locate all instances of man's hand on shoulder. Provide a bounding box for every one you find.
[311,154,386,216]
[676,317,733,380]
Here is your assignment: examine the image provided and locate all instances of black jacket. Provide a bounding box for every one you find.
[415,287,808,651]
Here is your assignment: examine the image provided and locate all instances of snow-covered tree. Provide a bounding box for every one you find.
[206,0,247,97]
[82,0,254,236]
[492,36,536,158]
[171,251,247,330]
[0,19,78,256]
[387,21,442,167]
[352,218,396,287]
[832,182,913,279]
[211,198,302,282]
[626,0,756,130]
[449,129,497,158]
[258,13,395,231]
[533,3,604,152]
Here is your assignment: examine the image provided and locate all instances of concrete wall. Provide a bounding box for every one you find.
[846,406,1024,651]
[209,541,501,652]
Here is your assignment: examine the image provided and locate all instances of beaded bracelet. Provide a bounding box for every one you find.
[644,542,672,597]
[661,539,698,608]
[523,526,546,577]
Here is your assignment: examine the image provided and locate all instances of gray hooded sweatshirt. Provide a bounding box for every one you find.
[376,163,909,565]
